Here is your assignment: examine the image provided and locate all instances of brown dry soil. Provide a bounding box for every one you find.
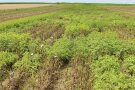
[0,4,52,10]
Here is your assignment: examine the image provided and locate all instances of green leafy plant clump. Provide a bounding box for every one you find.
[48,37,72,63]
[0,51,18,69]
[0,32,31,54]
[14,52,41,73]
[91,55,134,90]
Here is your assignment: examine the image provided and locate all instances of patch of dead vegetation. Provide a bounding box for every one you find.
[114,28,135,40]
[103,6,135,15]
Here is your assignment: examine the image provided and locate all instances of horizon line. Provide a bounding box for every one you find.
[0,2,135,4]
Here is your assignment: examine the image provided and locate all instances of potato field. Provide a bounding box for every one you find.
[0,3,135,90]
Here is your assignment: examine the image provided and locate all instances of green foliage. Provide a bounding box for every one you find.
[48,37,72,62]
[0,12,56,33]
[91,55,132,90]
[90,20,108,32]
[14,52,41,73]
[123,55,135,76]
[0,51,17,81]
[92,56,120,74]
[47,30,135,62]
[0,32,31,54]
[65,22,91,38]
[0,51,18,69]
[28,38,43,54]
[72,31,135,60]
[73,37,88,58]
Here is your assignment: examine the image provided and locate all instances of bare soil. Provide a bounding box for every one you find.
[0,4,53,10]
[103,6,135,15]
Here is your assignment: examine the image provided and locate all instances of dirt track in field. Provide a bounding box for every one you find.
[104,6,135,15]
[0,4,53,10]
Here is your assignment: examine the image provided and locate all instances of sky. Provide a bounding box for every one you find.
[0,0,135,4]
